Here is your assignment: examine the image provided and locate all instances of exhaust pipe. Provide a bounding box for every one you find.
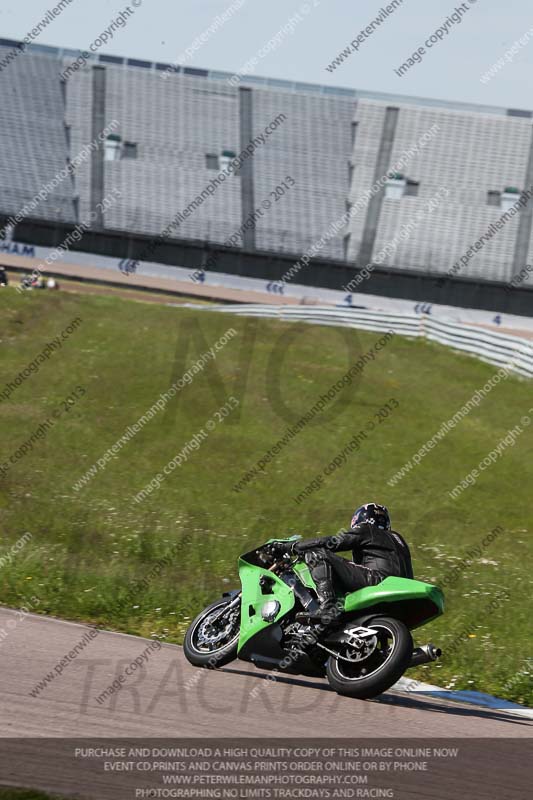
[409,643,442,667]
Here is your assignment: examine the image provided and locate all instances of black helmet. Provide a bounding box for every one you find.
[351,503,391,530]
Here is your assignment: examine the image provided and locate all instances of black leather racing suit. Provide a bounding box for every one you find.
[294,522,414,601]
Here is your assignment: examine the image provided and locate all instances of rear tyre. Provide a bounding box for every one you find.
[326,616,412,699]
[183,597,240,668]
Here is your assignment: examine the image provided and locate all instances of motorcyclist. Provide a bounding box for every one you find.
[281,503,414,623]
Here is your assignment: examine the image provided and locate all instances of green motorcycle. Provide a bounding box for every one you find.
[184,536,444,699]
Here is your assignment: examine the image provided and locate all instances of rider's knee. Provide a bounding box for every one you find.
[304,548,328,569]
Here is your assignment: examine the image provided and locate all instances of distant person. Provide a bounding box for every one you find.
[0,267,8,287]
[46,277,58,290]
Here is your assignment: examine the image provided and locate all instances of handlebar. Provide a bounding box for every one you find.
[259,542,299,570]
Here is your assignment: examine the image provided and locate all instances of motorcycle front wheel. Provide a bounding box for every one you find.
[326,616,412,699]
[183,597,240,668]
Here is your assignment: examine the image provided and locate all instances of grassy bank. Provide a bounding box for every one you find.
[0,289,531,705]
[0,789,69,800]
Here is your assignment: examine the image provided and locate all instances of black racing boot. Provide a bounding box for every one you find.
[296,581,338,625]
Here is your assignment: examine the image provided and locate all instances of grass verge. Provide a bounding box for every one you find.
[0,289,531,705]
[0,789,71,800]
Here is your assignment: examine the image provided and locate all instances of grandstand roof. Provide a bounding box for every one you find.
[1,36,531,119]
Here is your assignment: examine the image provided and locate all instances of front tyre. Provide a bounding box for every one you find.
[184,597,240,668]
[326,616,412,699]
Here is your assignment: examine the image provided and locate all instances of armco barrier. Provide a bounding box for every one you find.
[198,305,533,379]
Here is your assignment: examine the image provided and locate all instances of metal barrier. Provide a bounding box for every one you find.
[201,305,533,379]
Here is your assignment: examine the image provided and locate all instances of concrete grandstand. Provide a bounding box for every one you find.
[1,37,533,289]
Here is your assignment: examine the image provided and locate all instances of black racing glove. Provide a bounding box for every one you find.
[293,536,330,554]
[268,541,292,556]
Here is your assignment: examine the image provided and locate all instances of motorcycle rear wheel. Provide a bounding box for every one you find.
[326,616,412,699]
[184,598,240,668]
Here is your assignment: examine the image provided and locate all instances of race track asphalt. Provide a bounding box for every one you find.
[0,607,531,798]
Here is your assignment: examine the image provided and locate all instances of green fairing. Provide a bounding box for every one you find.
[237,536,300,653]
[343,576,445,628]
[237,558,295,652]
[237,537,444,653]
[293,561,316,590]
